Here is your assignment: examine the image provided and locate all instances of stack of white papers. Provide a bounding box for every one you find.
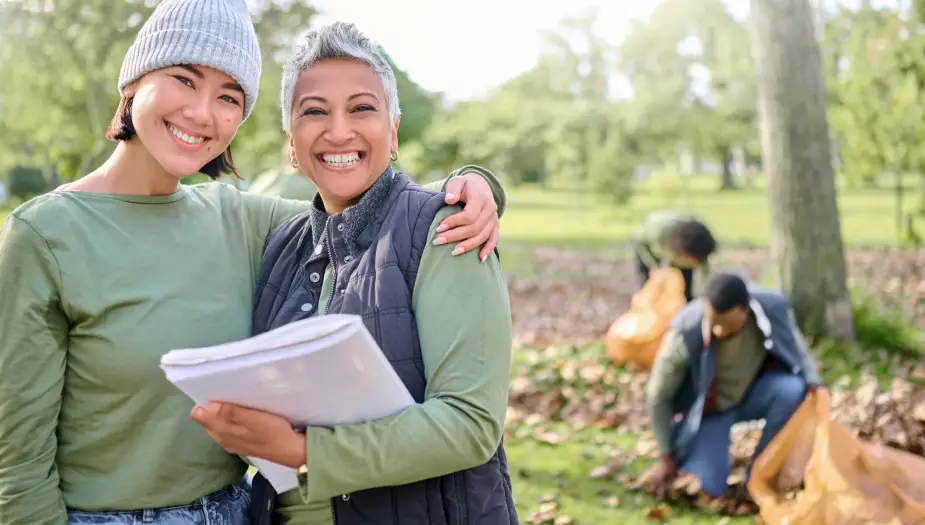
[160,314,415,492]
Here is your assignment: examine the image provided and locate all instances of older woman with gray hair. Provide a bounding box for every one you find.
[191,21,518,525]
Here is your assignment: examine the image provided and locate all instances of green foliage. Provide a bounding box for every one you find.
[827,8,925,186]
[850,291,925,358]
[8,165,47,199]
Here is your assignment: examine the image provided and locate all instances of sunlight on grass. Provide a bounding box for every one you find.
[500,175,918,248]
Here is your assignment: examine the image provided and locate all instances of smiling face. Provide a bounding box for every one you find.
[287,58,398,214]
[123,64,245,177]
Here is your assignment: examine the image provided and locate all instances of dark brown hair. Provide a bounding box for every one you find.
[105,96,239,180]
[667,219,718,262]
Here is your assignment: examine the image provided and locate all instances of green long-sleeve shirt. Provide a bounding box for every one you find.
[275,204,513,525]
[0,169,504,525]
[645,313,819,456]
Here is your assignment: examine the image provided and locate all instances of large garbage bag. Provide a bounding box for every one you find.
[748,389,925,525]
[604,267,686,370]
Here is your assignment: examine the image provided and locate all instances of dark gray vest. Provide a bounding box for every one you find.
[667,286,803,462]
[252,171,518,525]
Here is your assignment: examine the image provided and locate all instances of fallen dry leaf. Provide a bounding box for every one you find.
[644,503,673,522]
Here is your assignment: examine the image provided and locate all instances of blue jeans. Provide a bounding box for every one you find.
[680,371,806,497]
[67,478,251,525]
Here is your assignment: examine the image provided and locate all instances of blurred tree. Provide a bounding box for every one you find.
[8,165,48,200]
[750,0,855,339]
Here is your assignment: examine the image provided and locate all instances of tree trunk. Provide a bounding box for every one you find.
[719,146,737,190]
[732,144,750,185]
[749,0,856,340]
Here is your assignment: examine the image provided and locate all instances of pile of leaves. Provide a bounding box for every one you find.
[830,374,925,453]
[507,347,649,433]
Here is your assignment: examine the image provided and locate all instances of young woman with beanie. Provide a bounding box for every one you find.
[0,1,504,524]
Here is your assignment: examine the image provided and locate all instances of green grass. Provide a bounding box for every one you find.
[499,174,923,248]
[505,424,754,525]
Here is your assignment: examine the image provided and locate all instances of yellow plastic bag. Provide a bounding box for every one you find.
[748,389,925,525]
[605,267,686,370]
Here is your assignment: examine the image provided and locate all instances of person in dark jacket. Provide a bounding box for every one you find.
[645,272,821,498]
[632,211,718,302]
[190,22,517,525]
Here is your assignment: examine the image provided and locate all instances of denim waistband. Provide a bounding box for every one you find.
[67,477,251,525]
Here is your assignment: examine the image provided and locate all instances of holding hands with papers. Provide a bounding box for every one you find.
[191,402,307,469]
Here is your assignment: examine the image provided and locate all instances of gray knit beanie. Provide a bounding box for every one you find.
[118,0,262,120]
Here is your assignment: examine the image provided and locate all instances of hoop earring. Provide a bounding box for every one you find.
[290,155,299,169]
[390,151,398,162]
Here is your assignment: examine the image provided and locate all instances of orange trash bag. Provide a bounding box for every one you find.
[604,267,686,369]
[748,389,925,525]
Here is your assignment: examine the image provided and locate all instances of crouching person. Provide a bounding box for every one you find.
[644,272,821,498]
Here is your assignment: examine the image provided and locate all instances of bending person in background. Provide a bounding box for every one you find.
[645,273,821,499]
[191,22,518,525]
[0,2,505,524]
[632,210,718,302]
[247,143,319,200]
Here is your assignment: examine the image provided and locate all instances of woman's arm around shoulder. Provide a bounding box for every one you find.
[298,204,512,501]
[237,189,312,238]
[423,165,507,217]
[0,215,69,524]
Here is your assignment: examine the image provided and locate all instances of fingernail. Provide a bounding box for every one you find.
[433,236,446,246]
[436,224,448,233]
[481,253,487,263]
[452,246,464,256]
[445,193,455,201]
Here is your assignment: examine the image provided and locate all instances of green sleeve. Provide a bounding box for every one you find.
[645,330,690,455]
[0,216,69,525]
[787,309,820,385]
[297,206,512,502]
[635,243,659,269]
[238,191,311,251]
[422,165,506,218]
[268,198,313,230]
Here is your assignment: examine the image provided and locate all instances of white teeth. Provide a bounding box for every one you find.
[168,124,206,145]
[322,152,360,167]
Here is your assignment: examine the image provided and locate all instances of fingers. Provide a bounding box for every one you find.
[434,192,494,242]
[191,403,244,443]
[431,173,499,258]
[478,226,500,263]
[435,200,482,235]
[443,177,465,204]
[435,210,493,255]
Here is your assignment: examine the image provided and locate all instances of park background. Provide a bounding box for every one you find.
[2,0,925,522]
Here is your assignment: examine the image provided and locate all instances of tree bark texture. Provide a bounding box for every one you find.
[749,0,856,339]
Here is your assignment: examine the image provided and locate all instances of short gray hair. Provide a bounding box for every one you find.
[280,22,401,133]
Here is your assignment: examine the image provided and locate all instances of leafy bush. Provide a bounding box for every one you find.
[8,165,47,200]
